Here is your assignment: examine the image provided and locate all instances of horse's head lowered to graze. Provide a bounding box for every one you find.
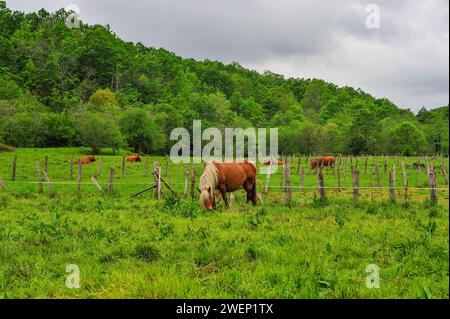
[198,163,219,211]
[199,186,215,211]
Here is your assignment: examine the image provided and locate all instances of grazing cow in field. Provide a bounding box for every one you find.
[80,156,96,165]
[311,156,336,169]
[263,159,284,165]
[126,153,142,162]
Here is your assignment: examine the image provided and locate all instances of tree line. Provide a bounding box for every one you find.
[0,2,448,155]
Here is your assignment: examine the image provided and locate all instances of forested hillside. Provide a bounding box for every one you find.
[0,2,448,155]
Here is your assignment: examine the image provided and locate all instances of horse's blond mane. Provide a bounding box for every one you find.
[199,162,219,191]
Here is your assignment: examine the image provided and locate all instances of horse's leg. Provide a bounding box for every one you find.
[244,179,257,205]
[251,179,257,206]
[219,184,228,208]
[243,180,251,203]
[230,192,236,208]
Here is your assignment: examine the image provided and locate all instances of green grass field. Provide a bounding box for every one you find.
[0,148,448,298]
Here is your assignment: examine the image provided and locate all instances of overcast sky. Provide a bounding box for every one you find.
[6,0,449,111]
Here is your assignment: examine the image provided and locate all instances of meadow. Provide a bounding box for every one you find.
[0,148,448,298]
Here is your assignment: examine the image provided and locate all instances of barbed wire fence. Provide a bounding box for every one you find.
[0,154,448,205]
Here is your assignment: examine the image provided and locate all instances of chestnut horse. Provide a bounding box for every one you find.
[311,156,335,169]
[199,161,257,210]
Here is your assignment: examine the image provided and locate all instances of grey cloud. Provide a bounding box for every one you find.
[6,0,449,111]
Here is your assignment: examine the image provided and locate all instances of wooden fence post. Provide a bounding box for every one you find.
[184,164,189,196]
[429,169,438,205]
[375,163,381,188]
[11,155,17,181]
[91,176,103,192]
[96,157,102,178]
[389,168,396,203]
[418,161,422,185]
[401,161,407,185]
[284,158,292,203]
[317,167,326,200]
[364,157,368,174]
[43,171,53,192]
[108,168,115,193]
[280,162,285,192]
[337,157,341,192]
[433,166,439,185]
[393,162,396,185]
[152,171,176,196]
[191,165,196,200]
[440,162,448,185]
[153,161,159,198]
[157,166,162,200]
[296,156,301,174]
[77,160,82,193]
[370,166,374,201]
[0,175,4,191]
[36,161,43,194]
[402,161,408,204]
[299,167,305,193]
[343,158,347,186]
[352,168,360,203]
[384,156,388,174]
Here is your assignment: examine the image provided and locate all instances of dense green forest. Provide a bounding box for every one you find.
[0,2,448,155]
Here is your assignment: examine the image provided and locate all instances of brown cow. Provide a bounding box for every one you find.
[80,156,96,165]
[126,153,142,162]
[263,159,283,165]
[311,156,335,169]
